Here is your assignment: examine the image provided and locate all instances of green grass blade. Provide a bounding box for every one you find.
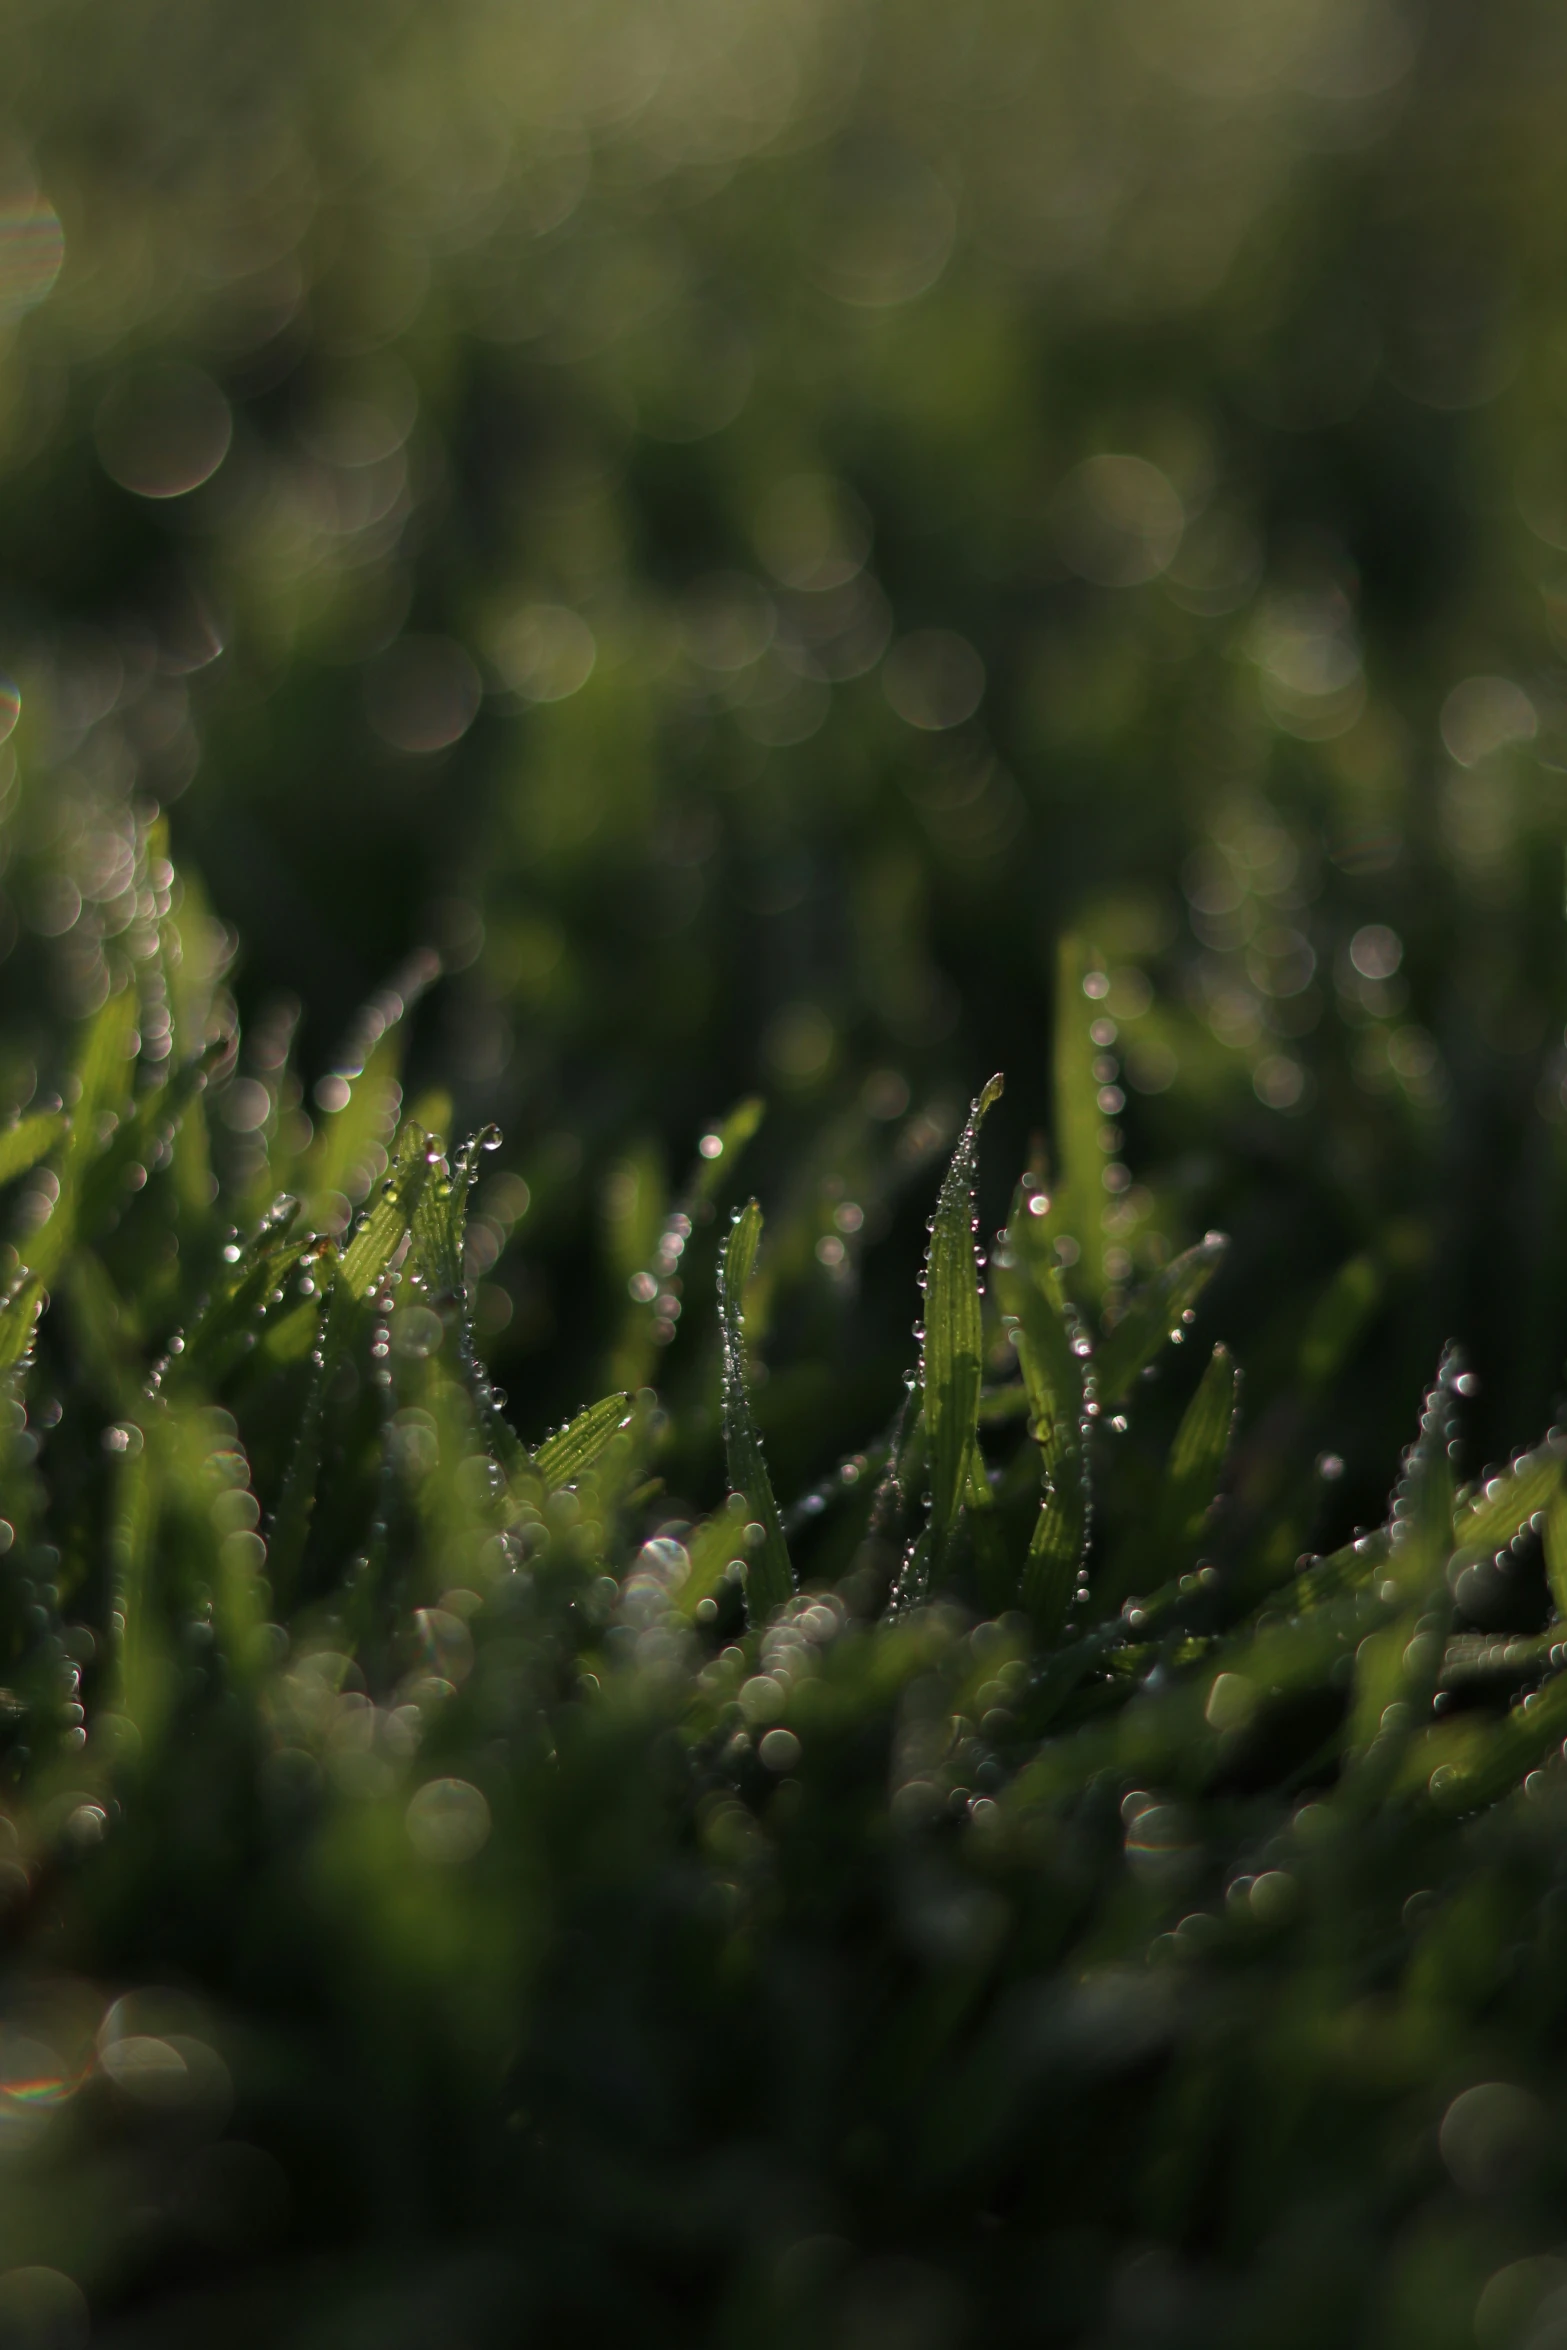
[340,1123,434,1302]
[674,1504,755,1619]
[77,1038,229,1248]
[1298,1250,1383,1392]
[718,1199,792,1624]
[1346,1359,1459,1769]
[1161,1343,1238,1550]
[536,1394,634,1487]
[22,987,140,1285]
[167,1195,305,1391]
[1022,1452,1089,1639]
[998,1227,1084,1474]
[410,1130,474,1300]
[1290,1529,1391,1613]
[1383,1353,1460,1602]
[154,846,228,1229]
[108,1432,167,1746]
[1457,1442,1562,1562]
[409,1127,527,1475]
[269,1125,435,1596]
[923,1073,1004,1564]
[1045,936,1109,1298]
[1094,1232,1228,1407]
[0,1112,66,1191]
[997,1190,1091,1633]
[1425,1672,1567,1814]
[303,1028,407,1231]
[1547,1478,1567,1622]
[0,1277,44,1375]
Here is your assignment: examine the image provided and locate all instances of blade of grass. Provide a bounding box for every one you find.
[0,1277,44,1376]
[923,1074,1004,1570]
[269,1123,435,1598]
[77,1038,230,1247]
[22,987,140,1286]
[0,1113,66,1191]
[1547,1478,1567,1622]
[1094,1232,1228,1407]
[997,1194,1091,1636]
[303,1029,406,1230]
[1298,1250,1383,1392]
[1456,1441,1563,1561]
[1346,1356,1459,1779]
[718,1200,792,1625]
[1158,1343,1239,1555]
[409,1126,526,1473]
[166,1195,306,1392]
[340,1122,434,1302]
[536,1394,634,1488]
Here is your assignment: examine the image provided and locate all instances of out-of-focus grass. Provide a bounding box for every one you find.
[0,0,1563,1497]
[1,3,1567,2338]
[0,843,1562,2345]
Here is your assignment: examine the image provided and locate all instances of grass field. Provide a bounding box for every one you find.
[4,2,1567,2342]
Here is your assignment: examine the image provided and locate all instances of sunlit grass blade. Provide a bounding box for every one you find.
[154,841,229,1225]
[1160,1342,1238,1553]
[674,1503,755,1620]
[1291,1528,1391,1612]
[923,1073,1003,1566]
[997,1203,1091,1635]
[535,1393,634,1487]
[1547,1478,1567,1622]
[1384,1348,1460,1600]
[408,1126,525,1473]
[78,1037,230,1252]
[339,1122,434,1302]
[167,1194,305,1391]
[1094,1232,1228,1407]
[1022,1459,1089,1640]
[718,1199,792,1624]
[605,1139,667,1392]
[269,1124,435,1595]
[108,1431,165,1747]
[411,1130,482,1300]
[1346,1357,1459,1770]
[303,1029,406,1232]
[0,1277,44,1376]
[0,1112,65,1191]
[1423,1671,1567,1814]
[998,1211,1085,1474]
[1456,1439,1563,1561]
[21,986,140,1285]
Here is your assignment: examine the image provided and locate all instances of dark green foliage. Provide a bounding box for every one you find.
[5,6,1567,2342]
[2,0,1567,1513]
[0,835,1563,2349]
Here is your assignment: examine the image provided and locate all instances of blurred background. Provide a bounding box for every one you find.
[1,0,1566,1514]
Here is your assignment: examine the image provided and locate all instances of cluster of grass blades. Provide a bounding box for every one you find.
[3,837,1567,2346]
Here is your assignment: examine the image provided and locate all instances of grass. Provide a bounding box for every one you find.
[0,825,1564,2347]
[4,18,1567,2335]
